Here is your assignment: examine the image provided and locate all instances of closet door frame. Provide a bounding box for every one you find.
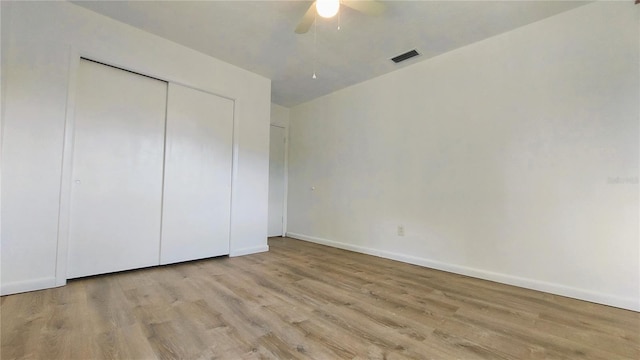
[55,51,238,287]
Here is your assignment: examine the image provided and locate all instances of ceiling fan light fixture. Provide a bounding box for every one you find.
[316,0,340,18]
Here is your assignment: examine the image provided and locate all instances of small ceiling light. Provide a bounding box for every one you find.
[316,0,339,18]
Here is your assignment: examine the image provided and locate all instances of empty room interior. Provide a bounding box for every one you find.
[1,0,638,359]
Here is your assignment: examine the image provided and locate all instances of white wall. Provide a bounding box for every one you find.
[271,103,290,128]
[1,1,271,294]
[287,2,639,311]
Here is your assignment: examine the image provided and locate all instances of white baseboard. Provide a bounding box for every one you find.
[229,245,269,257]
[1,277,59,296]
[1,246,271,295]
[286,232,639,312]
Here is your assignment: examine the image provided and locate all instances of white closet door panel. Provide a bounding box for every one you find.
[161,84,233,265]
[67,59,167,278]
[268,125,286,237]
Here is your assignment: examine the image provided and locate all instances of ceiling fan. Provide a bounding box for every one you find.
[295,0,386,34]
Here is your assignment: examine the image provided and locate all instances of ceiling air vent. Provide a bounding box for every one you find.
[391,49,420,64]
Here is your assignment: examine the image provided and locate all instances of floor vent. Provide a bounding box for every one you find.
[391,49,420,63]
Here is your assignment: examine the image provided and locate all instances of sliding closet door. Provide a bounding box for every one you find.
[160,84,233,265]
[67,59,167,278]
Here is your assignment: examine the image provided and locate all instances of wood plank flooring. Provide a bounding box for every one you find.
[2,237,639,359]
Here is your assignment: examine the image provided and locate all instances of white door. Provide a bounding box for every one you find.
[268,125,286,237]
[160,84,233,265]
[67,59,167,278]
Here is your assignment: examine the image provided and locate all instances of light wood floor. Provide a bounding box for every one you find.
[2,237,638,359]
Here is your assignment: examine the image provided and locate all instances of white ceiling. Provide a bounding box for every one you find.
[72,1,588,108]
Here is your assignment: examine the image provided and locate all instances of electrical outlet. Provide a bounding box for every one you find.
[397,225,405,236]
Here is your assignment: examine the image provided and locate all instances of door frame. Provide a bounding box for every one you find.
[55,50,238,287]
[268,124,289,237]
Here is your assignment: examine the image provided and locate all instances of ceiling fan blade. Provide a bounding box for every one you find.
[295,1,317,34]
[341,0,385,16]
